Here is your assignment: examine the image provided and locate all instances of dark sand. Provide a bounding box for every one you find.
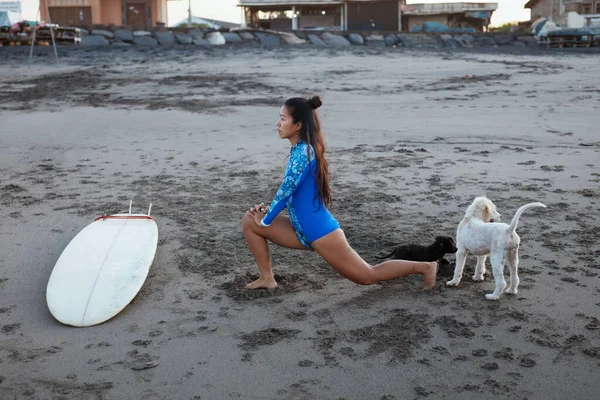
[1,46,599,399]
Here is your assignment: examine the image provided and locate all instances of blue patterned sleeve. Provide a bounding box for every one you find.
[261,144,314,227]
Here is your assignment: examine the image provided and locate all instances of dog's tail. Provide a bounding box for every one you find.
[508,202,547,233]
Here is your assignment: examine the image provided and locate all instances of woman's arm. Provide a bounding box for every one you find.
[261,149,314,227]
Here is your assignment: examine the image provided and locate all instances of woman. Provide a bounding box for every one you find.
[241,96,437,290]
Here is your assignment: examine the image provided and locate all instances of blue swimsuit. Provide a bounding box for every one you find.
[261,140,340,248]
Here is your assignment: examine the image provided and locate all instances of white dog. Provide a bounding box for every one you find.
[446,197,546,300]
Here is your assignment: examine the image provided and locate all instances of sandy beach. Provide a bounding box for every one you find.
[1,45,599,399]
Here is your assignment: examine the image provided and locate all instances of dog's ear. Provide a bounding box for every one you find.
[435,236,443,242]
[482,204,490,221]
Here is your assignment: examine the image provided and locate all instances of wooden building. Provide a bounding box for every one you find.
[238,0,497,32]
[39,0,168,29]
[525,0,600,22]
[402,2,497,32]
[239,0,404,31]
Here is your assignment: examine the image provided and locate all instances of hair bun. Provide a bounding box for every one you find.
[308,95,322,110]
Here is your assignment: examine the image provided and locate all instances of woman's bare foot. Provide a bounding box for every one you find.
[423,262,438,290]
[246,276,278,289]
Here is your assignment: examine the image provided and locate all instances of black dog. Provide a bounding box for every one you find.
[376,236,457,262]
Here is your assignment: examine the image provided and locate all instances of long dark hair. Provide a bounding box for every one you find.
[284,95,332,208]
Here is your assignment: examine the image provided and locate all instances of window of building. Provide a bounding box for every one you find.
[581,3,592,14]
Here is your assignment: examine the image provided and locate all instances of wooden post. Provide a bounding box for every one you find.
[344,2,348,31]
[398,0,402,32]
[292,6,298,30]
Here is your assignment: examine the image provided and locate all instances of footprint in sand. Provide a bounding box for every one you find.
[472,349,488,357]
[520,358,537,367]
[508,325,522,332]
[84,342,111,349]
[132,340,152,347]
[585,317,600,330]
[481,362,499,370]
[493,348,515,360]
[1,323,20,334]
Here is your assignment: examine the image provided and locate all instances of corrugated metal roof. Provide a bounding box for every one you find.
[239,0,405,5]
[238,1,499,12]
[239,0,343,5]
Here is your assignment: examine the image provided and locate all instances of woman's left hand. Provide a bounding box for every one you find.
[247,203,267,226]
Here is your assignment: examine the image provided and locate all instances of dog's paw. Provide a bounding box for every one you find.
[485,293,500,300]
[446,278,460,287]
[471,274,485,282]
[504,287,518,295]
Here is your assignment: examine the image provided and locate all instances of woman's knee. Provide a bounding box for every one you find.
[350,268,378,285]
[241,213,255,233]
[334,263,376,285]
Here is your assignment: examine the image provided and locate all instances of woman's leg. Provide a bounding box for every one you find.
[311,229,438,289]
[241,213,309,289]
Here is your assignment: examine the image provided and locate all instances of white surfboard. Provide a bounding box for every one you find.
[47,202,158,327]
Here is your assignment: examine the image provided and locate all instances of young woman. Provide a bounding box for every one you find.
[241,96,437,290]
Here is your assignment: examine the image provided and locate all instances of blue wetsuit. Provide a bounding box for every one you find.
[261,140,340,248]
